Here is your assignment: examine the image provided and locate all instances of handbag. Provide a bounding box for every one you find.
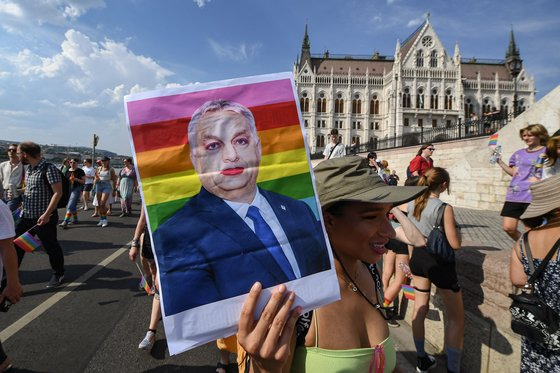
[508,233,560,350]
[426,203,455,262]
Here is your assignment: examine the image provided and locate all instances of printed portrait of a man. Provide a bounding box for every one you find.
[153,99,331,315]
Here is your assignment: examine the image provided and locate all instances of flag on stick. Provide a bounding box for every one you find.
[13,229,42,253]
[135,261,153,295]
[401,284,415,301]
[488,133,499,146]
[11,206,22,225]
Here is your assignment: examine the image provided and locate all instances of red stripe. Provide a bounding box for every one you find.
[131,101,300,153]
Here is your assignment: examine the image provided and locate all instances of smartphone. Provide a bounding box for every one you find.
[0,299,12,312]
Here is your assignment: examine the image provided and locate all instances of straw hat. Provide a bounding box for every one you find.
[313,156,426,209]
[520,174,560,219]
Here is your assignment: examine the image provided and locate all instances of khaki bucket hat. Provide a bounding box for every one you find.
[313,156,426,209]
[520,174,560,219]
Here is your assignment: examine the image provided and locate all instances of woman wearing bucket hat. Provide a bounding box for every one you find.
[237,156,425,373]
[510,174,560,371]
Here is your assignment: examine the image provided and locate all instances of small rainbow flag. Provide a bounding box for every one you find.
[401,284,415,301]
[488,133,499,146]
[139,275,152,295]
[13,230,42,253]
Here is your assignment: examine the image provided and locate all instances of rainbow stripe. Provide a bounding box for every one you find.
[125,73,317,232]
[488,133,499,146]
[139,276,152,295]
[13,231,42,253]
[401,284,415,301]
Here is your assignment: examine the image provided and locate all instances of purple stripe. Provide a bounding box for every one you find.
[127,79,294,126]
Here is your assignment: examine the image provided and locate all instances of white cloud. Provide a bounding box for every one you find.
[0,0,105,27]
[193,0,211,8]
[63,99,98,108]
[407,16,423,28]
[208,38,262,62]
[0,2,23,17]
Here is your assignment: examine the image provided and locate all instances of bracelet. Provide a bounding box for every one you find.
[131,238,139,247]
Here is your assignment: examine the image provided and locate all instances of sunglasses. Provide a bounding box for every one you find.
[427,148,435,151]
[7,149,16,152]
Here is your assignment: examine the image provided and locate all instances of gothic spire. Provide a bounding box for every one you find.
[300,24,311,67]
[506,27,520,58]
[302,24,310,51]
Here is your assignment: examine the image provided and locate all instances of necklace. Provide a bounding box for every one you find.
[337,273,358,292]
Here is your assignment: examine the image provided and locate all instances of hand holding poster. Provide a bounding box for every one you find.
[124,72,339,354]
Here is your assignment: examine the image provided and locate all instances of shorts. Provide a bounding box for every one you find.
[83,184,93,192]
[386,238,409,255]
[500,201,530,219]
[409,247,460,292]
[96,181,112,194]
[141,228,154,260]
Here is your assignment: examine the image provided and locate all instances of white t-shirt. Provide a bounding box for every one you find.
[0,200,13,283]
[82,165,96,185]
[323,142,346,159]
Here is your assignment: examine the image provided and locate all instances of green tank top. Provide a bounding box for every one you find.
[291,312,396,373]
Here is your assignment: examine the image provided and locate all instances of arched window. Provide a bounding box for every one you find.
[482,98,491,114]
[402,88,411,108]
[369,94,379,115]
[430,50,437,68]
[316,135,325,148]
[334,93,344,113]
[352,94,362,114]
[417,88,425,109]
[519,99,526,114]
[500,98,508,116]
[299,92,309,112]
[464,98,474,117]
[416,50,424,67]
[316,93,327,113]
[444,89,453,110]
[430,88,438,109]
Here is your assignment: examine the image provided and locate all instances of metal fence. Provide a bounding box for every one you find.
[311,112,514,159]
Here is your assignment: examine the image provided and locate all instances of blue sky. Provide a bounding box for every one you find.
[0,0,558,155]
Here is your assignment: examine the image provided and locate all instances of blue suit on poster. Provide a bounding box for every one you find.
[153,187,331,315]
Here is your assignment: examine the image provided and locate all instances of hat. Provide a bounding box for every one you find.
[101,156,110,161]
[520,175,560,219]
[313,156,426,209]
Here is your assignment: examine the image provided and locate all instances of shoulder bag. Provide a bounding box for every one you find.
[426,202,455,262]
[509,233,560,350]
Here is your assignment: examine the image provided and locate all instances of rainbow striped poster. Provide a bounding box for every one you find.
[124,72,338,354]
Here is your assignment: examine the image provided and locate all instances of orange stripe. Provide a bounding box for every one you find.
[136,125,304,179]
[130,101,300,153]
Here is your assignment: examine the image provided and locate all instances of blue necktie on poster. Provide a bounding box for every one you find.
[246,206,296,280]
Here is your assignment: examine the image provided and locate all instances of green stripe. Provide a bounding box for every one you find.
[147,172,315,232]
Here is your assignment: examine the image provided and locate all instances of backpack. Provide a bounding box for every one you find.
[42,164,70,208]
[406,165,412,178]
[387,175,398,186]
[426,203,455,262]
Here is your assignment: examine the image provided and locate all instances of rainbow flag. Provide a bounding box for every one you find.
[401,284,415,301]
[125,72,318,232]
[139,275,152,295]
[13,231,42,253]
[488,133,499,146]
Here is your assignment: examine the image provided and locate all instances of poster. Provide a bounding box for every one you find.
[124,72,339,354]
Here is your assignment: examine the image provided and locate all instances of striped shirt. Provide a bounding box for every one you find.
[23,159,61,219]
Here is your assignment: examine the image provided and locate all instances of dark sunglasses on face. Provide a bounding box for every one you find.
[427,148,435,151]
[8,149,16,152]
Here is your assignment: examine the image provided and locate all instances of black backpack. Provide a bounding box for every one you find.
[42,164,71,208]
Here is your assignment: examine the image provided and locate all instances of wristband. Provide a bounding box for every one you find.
[131,238,139,247]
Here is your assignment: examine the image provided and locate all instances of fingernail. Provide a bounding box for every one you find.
[294,306,303,316]
[277,284,286,293]
[288,292,295,301]
[251,282,261,292]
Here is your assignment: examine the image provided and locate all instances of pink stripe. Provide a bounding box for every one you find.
[127,79,294,126]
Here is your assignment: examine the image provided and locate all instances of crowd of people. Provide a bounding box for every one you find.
[0,123,558,372]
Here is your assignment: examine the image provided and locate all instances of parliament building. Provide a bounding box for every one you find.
[293,18,535,153]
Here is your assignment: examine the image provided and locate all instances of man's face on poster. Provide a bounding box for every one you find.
[191,110,261,203]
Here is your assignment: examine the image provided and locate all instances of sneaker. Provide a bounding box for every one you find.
[101,220,108,228]
[96,220,103,226]
[387,318,400,328]
[46,274,64,288]
[138,330,156,350]
[91,213,99,217]
[82,206,88,211]
[59,221,68,227]
[416,354,437,373]
[119,213,126,218]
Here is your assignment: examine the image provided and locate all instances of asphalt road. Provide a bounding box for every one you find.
[0,202,235,373]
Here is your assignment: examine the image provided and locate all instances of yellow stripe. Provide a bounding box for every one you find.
[143,148,309,206]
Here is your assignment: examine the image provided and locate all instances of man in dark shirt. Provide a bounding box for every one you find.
[15,142,65,288]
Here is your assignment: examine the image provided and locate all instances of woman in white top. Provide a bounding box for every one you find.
[81,158,96,210]
[94,157,117,227]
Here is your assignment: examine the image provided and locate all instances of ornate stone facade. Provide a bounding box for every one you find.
[294,19,535,153]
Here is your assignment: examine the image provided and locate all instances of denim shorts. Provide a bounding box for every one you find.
[96,181,113,194]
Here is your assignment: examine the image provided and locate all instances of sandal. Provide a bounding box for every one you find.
[216,362,228,373]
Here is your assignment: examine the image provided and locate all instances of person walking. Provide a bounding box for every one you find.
[81,158,95,210]
[496,124,549,241]
[116,158,137,217]
[93,157,117,227]
[407,167,464,373]
[0,144,27,212]
[409,144,435,177]
[59,159,85,228]
[15,142,66,287]
[510,175,560,371]
[0,200,24,371]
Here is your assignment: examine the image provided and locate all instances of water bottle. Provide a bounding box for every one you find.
[489,145,502,164]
